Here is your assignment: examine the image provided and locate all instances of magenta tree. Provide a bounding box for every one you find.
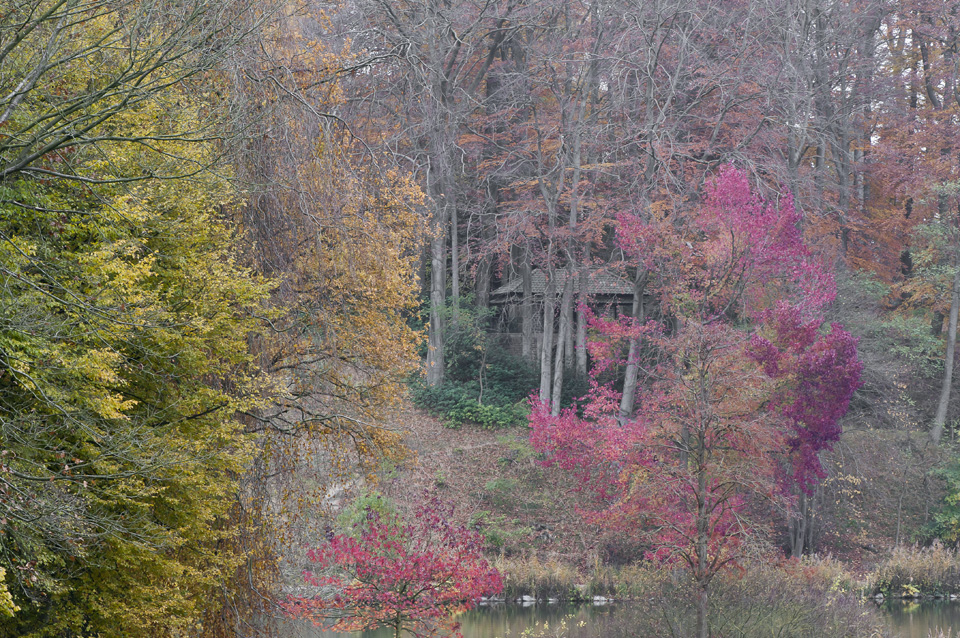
[530,166,862,638]
[283,496,503,638]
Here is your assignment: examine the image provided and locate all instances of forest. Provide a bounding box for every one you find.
[2,0,960,637]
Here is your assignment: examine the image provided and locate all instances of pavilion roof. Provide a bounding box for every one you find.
[491,267,634,298]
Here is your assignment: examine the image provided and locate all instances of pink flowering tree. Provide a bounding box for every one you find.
[530,166,861,638]
[283,496,503,638]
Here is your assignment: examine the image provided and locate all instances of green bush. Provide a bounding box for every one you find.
[335,490,400,535]
[410,380,530,428]
[929,458,960,543]
[410,300,539,427]
[411,299,590,427]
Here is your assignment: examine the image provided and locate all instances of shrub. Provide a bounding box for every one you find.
[929,459,960,543]
[410,380,531,428]
[469,510,533,553]
[284,495,503,638]
[335,490,399,534]
[410,300,546,428]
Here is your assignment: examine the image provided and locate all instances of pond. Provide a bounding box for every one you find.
[275,600,960,638]
[882,600,960,638]
[276,603,611,638]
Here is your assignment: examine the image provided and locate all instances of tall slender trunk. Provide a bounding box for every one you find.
[538,184,559,404]
[696,453,710,638]
[539,224,557,402]
[476,190,496,311]
[932,249,960,444]
[833,128,851,255]
[853,149,869,210]
[576,262,589,377]
[564,100,583,376]
[562,280,575,371]
[790,490,811,558]
[619,271,648,422]
[426,195,447,386]
[814,143,825,210]
[450,197,460,317]
[539,280,556,403]
[552,278,574,415]
[476,251,491,310]
[521,246,534,359]
[424,50,453,386]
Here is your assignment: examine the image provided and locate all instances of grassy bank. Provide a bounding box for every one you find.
[868,544,960,598]
[495,554,858,600]
[494,557,660,601]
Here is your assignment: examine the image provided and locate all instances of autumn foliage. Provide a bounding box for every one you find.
[0,2,422,636]
[6,0,960,634]
[284,497,502,638]
[530,167,863,636]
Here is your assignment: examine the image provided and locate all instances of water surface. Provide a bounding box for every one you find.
[883,600,960,638]
[276,600,960,637]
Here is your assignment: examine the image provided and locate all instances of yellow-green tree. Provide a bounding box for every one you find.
[0,2,426,636]
[0,116,272,638]
[0,0,277,635]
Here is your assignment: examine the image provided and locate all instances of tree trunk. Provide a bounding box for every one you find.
[576,264,589,377]
[539,267,557,404]
[932,254,960,444]
[832,128,851,255]
[476,193,495,311]
[521,246,534,359]
[476,251,491,311]
[552,278,574,415]
[450,196,460,316]
[619,271,648,423]
[696,462,710,638]
[426,221,447,386]
[790,490,811,558]
[562,276,575,371]
[539,187,559,404]
[814,143,825,210]
[697,584,709,638]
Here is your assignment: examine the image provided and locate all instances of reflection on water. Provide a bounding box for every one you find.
[275,604,616,638]
[883,600,960,638]
[276,600,960,638]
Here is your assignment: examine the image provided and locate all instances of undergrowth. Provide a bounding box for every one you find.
[410,300,586,428]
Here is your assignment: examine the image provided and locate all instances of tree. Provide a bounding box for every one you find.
[0,1,292,634]
[530,167,861,638]
[0,0,259,184]
[0,127,272,636]
[349,0,521,388]
[283,496,503,638]
[215,15,429,635]
[868,1,960,443]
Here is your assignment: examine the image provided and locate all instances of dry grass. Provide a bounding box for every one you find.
[491,556,667,600]
[867,543,960,597]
